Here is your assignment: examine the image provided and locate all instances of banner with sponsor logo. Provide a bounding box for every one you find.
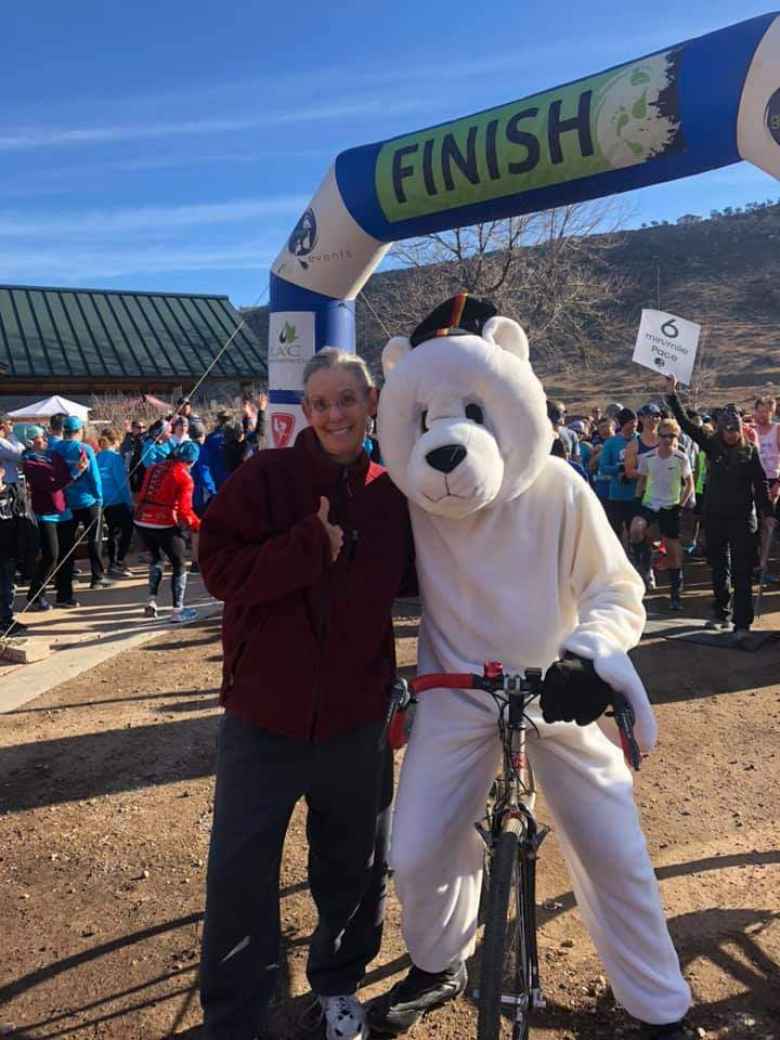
[633,309,701,384]
[268,311,315,392]
[268,403,306,450]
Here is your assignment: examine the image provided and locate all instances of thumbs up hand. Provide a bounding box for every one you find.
[316,497,343,562]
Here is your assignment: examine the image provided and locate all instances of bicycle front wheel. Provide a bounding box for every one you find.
[477,820,533,1040]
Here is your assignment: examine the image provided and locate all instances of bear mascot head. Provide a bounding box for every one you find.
[378,295,552,520]
[377,292,656,755]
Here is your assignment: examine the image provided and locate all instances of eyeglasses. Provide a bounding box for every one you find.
[307,391,365,414]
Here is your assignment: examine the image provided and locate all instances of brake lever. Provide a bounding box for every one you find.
[379,678,412,750]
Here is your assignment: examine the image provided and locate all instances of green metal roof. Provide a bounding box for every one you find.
[0,284,266,380]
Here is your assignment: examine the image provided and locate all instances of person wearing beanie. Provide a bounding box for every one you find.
[22,425,87,610]
[50,414,112,590]
[597,407,639,545]
[665,375,775,642]
[134,438,201,623]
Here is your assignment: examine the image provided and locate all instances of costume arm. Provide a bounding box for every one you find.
[199,463,332,606]
[559,482,657,752]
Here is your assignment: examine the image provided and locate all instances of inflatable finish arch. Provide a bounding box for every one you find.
[267,12,780,447]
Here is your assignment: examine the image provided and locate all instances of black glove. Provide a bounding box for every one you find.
[540,654,612,726]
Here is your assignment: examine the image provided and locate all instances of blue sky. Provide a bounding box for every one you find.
[2,0,777,306]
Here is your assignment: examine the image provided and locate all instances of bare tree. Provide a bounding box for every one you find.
[359,200,633,364]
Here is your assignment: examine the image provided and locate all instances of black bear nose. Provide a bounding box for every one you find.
[426,444,467,474]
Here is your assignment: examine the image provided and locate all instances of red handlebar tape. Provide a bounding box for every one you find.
[410,673,476,694]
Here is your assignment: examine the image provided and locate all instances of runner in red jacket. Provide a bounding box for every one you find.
[198,351,416,1040]
[134,441,201,623]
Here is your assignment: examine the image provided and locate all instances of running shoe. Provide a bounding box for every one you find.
[108,564,134,578]
[317,995,368,1040]
[170,607,197,624]
[144,600,158,619]
[90,576,114,590]
[55,598,80,609]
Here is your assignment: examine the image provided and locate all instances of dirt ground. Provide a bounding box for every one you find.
[1,556,779,1040]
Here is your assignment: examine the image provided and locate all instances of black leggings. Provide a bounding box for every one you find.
[136,525,187,607]
[72,505,104,581]
[103,504,134,565]
[29,519,76,602]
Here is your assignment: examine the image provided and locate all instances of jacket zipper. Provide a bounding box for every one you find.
[308,466,355,741]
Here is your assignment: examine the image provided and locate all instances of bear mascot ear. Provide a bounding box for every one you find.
[482,316,530,362]
[382,336,412,377]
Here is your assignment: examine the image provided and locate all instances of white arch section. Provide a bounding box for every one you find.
[266,12,780,446]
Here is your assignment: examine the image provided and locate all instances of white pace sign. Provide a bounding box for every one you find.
[632,309,700,384]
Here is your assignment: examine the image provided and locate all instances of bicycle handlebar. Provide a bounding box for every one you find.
[385,662,642,771]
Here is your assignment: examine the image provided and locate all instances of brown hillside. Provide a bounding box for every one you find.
[244,200,780,410]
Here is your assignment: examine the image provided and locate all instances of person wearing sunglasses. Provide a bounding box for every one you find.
[664,375,775,640]
[635,419,694,611]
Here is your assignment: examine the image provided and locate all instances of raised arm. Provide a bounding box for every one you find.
[663,375,711,451]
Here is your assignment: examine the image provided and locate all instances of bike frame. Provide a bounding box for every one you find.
[382,659,641,1038]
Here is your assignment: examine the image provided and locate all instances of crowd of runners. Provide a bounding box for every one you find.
[0,393,267,635]
[549,381,779,639]
[2,383,778,642]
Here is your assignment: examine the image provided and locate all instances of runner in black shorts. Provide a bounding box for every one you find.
[635,419,694,610]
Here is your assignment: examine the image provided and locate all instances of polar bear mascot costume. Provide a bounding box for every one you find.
[369,295,691,1039]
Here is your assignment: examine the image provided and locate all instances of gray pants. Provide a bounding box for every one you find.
[200,712,393,1039]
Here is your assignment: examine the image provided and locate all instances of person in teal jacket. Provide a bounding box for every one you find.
[97,428,135,578]
[50,416,111,589]
[598,408,639,544]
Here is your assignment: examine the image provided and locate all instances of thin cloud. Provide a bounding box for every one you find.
[0,97,427,153]
[0,195,308,238]
[0,241,278,281]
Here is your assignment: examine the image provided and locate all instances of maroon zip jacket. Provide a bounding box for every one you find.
[199,427,416,742]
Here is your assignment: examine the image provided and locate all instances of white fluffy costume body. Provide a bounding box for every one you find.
[377,303,690,1026]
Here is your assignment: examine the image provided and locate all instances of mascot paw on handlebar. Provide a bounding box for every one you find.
[541,654,613,726]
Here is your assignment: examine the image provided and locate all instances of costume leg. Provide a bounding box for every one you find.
[528,718,691,1026]
[306,723,393,996]
[390,690,500,972]
[200,714,301,1039]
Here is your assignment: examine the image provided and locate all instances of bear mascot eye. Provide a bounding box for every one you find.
[465,403,484,425]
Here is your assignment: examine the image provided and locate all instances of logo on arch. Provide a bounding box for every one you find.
[272,412,296,448]
[767,88,780,147]
[288,208,318,269]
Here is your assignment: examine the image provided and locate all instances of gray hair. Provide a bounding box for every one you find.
[302,348,374,397]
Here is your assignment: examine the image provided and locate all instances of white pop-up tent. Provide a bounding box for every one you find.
[7,395,90,421]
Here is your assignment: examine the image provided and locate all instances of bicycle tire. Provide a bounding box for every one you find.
[477,820,533,1040]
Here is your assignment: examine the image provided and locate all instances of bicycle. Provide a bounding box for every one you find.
[384,660,641,1040]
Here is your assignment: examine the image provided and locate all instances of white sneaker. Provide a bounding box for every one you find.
[170,606,197,624]
[318,994,369,1040]
[144,599,158,618]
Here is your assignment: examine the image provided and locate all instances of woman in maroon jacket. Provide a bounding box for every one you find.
[198,349,415,1040]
